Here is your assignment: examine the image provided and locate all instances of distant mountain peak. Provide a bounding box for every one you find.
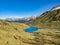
[51,5,60,11]
[6,16,36,23]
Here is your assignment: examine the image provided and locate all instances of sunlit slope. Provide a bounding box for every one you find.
[33,29,60,45]
[27,9,60,28]
[0,20,60,45]
[0,20,34,45]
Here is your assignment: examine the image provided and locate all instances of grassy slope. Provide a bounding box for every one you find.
[26,9,60,45]
[0,20,34,45]
[27,9,60,28]
[33,29,60,45]
[0,20,60,45]
[0,10,60,45]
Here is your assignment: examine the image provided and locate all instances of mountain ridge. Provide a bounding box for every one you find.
[0,5,60,45]
[5,16,36,23]
[27,5,60,28]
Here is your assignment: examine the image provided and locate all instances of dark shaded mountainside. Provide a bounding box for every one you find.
[27,6,60,28]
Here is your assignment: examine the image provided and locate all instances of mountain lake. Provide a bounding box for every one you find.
[25,26,40,33]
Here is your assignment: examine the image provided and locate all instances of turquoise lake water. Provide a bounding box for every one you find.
[25,26,39,33]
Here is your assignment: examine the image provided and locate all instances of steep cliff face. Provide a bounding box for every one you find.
[27,6,60,28]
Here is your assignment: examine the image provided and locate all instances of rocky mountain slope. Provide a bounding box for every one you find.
[27,6,60,28]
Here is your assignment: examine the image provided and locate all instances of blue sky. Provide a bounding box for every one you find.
[0,0,60,19]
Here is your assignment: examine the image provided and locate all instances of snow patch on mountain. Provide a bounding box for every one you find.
[6,16,36,23]
[51,5,60,11]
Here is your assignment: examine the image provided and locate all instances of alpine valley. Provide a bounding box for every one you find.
[0,5,60,45]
